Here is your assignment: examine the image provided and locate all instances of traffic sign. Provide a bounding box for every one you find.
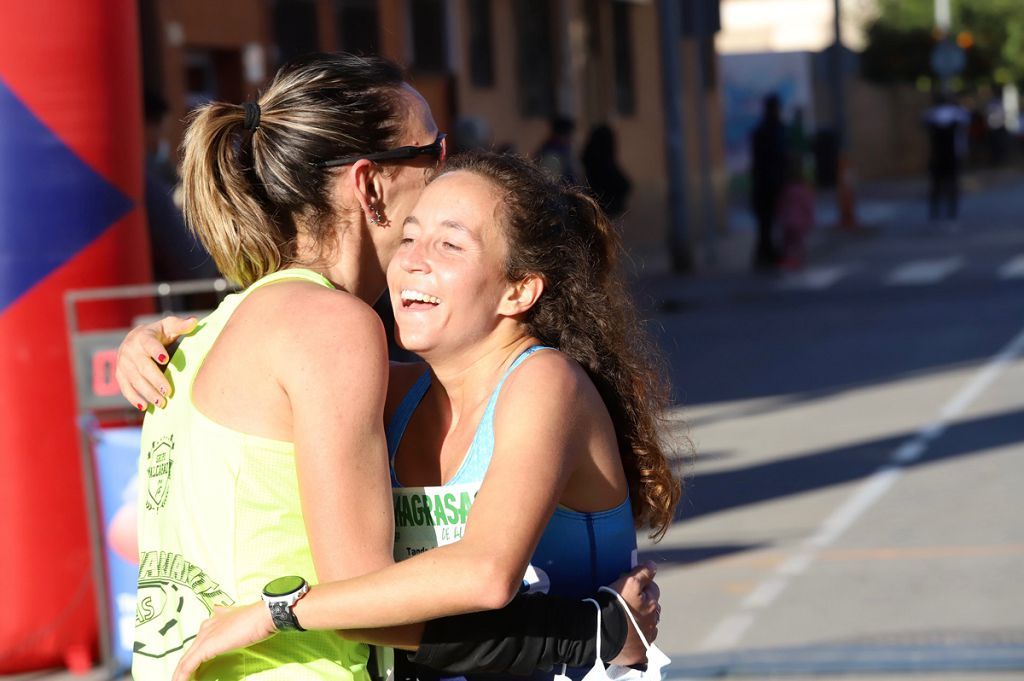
[931,39,966,78]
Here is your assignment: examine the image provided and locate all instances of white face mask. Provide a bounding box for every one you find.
[555,588,671,681]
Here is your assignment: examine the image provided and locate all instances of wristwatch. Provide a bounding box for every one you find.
[262,575,309,632]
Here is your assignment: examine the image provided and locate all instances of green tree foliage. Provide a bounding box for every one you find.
[861,0,1024,87]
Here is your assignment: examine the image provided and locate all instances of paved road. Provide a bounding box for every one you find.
[638,173,1024,679]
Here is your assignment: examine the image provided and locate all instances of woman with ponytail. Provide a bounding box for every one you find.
[162,151,681,681]
[121,52,659,681]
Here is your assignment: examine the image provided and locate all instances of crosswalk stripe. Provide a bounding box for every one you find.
[885,257,963,286]
[777,265,850,291]
[998,254,1024,280]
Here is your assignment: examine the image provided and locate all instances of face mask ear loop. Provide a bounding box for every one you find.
[583,597,603,662]
[598,586,651,650]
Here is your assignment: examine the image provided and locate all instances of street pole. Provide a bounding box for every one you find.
[934,0,952,93]
[833,0,857,230]
[693,0,719,266]
[934,0,951,34]
[656,0,693,272]
[832,0,846,151]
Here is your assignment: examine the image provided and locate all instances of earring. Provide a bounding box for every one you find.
[368,205,386,226]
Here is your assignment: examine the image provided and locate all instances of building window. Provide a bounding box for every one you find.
[273,0,320,64]
[336,0,379,55]
[410,0,447,73]
[185,49,244,110]
[612,1,635,115]
[467,0,494,87]
[514,0,555,117]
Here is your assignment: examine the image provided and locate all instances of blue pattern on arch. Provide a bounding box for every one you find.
[0,77,134,313]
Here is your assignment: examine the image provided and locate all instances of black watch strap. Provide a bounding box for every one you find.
[269,601,306,632]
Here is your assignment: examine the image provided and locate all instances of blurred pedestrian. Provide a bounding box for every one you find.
[750,93,788,269]
[787,107,810,168]
[985,97,1009,167]
[776,158,815,271]
[535,115,579,183]
[923,93,970,222]
[581,124,632,218]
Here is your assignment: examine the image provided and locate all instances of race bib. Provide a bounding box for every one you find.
[391,484,550,595]
[391,483,480,561]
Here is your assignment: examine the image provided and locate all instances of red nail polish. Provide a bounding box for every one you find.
[136,403,145,411]
[158,354,168,363]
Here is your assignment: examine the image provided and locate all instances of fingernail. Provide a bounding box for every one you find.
[160,386,168,396]
[158,354,168,363]
[136,403,145,411]
[645,560,657,572]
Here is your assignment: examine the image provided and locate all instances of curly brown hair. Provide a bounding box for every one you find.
[442,152,682,539]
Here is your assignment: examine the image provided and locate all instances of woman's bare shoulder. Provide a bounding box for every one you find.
[500,348,600,417]
[226,281,388,387]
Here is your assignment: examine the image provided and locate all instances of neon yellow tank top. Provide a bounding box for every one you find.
[133,269,370,680]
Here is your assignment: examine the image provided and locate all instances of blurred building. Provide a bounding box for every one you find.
[139,0,727,272]
[716,0,931,183]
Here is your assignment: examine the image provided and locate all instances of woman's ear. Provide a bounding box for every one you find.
[499,274,545,317]
[348,159,386,221]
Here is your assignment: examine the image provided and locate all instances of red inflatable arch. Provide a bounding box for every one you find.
[0,0,151,672]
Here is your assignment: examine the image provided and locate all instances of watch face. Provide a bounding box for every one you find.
[264,575,305,597]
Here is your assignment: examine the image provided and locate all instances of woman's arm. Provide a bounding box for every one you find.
[407,563,660,674]
[174,568,660,681]
[273,288,396,581]
[288,351,591,626]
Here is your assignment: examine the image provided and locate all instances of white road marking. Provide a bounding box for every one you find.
[741,576,788,609]
[696,321,1024,651]
[700,613,757,652]
[777,265,850,291]
[885,257,963,285]
[998,254,1024,280]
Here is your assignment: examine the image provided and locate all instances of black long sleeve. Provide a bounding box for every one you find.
[408,591,627,676]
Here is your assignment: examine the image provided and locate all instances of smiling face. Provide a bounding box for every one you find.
[386,170,522,357]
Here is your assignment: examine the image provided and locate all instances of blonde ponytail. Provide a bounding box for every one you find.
[174,53,407,287]
[181,103,285,286]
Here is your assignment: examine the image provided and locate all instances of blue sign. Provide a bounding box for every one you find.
[931,39,966,78]
[91,426,142,671]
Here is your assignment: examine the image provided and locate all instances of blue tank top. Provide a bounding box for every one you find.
[386,346,637,599]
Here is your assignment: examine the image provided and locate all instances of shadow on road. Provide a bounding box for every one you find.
[637,542,767,568]
[674,407,1024,524]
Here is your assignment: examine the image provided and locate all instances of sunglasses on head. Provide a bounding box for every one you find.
[318,133,447,168]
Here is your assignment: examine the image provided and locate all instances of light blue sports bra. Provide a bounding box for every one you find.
[386,346,637,598]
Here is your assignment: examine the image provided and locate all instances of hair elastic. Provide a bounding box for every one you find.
[243,101,262,131]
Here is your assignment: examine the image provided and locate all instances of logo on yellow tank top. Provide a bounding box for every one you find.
[134,550,235,659]
[144,435,174,511]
